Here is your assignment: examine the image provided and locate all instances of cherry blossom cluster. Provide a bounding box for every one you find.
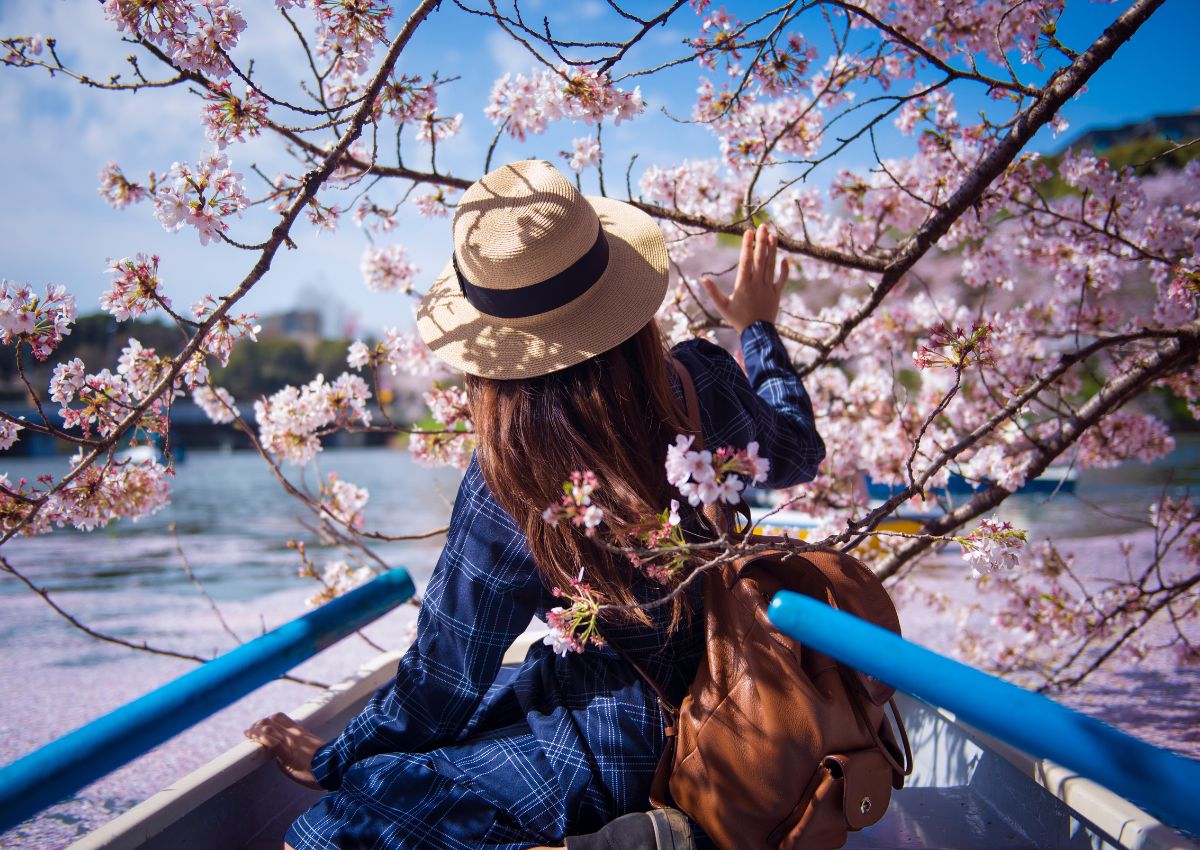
[191,295,261,366]
[0,281,75,360]
[543,569,607,657]
[541,470,604,537]
[376,74,438,126]
[101,254,170,322]
[956,517,1028,577]
[486,65,643,141]
[154,151,248,245]
[639,158,744,221]
[103,0,246,78]
[561,137,601,174]
[666,434,769,507]
[311,0,392,81]
[0,420,22,452]
[319,472,369,530]
[5,451,175,536]
[347,327,440,377]
[201,82,268,147]
[409,383,474,470]
[413,188,456,219]
[52,337,206,439]
[626,499,689,584]
[254,373,373,465]
[98,163,155,210]
[912,321,995,371]
[360,245,419,294]
[694,78,823,171]
[416,111,463,145]
[192,384,237,424]
[300,558,375,609]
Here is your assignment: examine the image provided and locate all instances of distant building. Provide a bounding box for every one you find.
[258,309,323,350]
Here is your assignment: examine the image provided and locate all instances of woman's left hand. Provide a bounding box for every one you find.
[244,713,327,790]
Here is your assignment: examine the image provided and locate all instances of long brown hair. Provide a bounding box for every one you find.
[465,319,695,628]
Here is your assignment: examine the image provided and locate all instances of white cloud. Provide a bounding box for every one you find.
[486,29,535,77]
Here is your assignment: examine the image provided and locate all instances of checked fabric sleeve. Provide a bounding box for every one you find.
[671,319,825,489]
[309,456,546,790]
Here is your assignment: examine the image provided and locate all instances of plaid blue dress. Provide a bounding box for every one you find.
[286,321,825,850]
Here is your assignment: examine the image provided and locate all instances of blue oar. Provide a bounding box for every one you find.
[0,567,415,834]
[768,590,1200,836]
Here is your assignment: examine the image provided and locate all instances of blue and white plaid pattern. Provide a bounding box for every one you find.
[288,321,825,849]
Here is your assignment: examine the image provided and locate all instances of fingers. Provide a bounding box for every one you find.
[736,229,754,292]
[775,256,790,291]
[765,231,778,287]
[753,223,769,281]
[700,277,729,313]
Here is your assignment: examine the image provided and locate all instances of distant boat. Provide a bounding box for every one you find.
[866,465,1078,500]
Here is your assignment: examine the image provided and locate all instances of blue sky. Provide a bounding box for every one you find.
[0,0,1196,339]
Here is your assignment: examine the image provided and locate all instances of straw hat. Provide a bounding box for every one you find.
[416,159,669,379]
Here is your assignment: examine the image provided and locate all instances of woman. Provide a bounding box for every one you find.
[246,160,825,850]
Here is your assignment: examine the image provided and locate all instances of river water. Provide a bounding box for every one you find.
[1,443,1198,847]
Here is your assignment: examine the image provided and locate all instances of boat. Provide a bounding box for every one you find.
[2,568,1198,850]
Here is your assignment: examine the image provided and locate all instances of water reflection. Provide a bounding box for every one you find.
[0,447,464,600]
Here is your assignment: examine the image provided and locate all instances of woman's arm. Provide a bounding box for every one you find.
[678,224,825,488]
[308,454,544,790]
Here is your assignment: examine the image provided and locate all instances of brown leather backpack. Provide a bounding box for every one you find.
[620,360,912,850]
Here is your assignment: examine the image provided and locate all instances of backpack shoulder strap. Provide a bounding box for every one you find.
[669,356,703,451]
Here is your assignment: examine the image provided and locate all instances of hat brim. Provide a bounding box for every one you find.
[416,195,669,380]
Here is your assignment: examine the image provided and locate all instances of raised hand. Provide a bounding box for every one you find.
[244,712,327,790]
[700,223,790,334]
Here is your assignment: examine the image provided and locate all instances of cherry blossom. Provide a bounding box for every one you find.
[542,470,604,536]
[255,373,372,465]
[957,518,1028,577]
[666,433,769,507]
[319,473,369,530]
[192,384,236,424]
[154,151,248,245]
[192,295,261,366]
[562,136,601,173]
[101,254,170,321]
[0,281,76,360]
[304,560,374,608]
[202,82,268,147]
[0,419,21,451]
[360,245,418,294]
[44,452,173,532]
[98,162,153,209]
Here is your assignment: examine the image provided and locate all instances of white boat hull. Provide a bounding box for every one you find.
[69,639,1199,850]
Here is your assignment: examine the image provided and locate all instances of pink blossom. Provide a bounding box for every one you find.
[0,281,76,360]
[192,295,261,366]
[360,245,418,294]
[192,385,237,424]
[49,358,86,405]
[424,384,470,428]
[319,472,369,530]
[305,560,374,608]
[416,112,463,144]
[101,254,170,321]
[154,151,248,245]
[562,136,602,173]
[0,419,21,451]
[202,82,268,147]
[958,517,1028,577]
[347,328,441,377]
[254,373,372,465]
[98,163,153,209]
[413,189,455,218]
[44,451,173,531]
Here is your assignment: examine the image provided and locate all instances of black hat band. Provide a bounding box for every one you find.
[452,225,609,319]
